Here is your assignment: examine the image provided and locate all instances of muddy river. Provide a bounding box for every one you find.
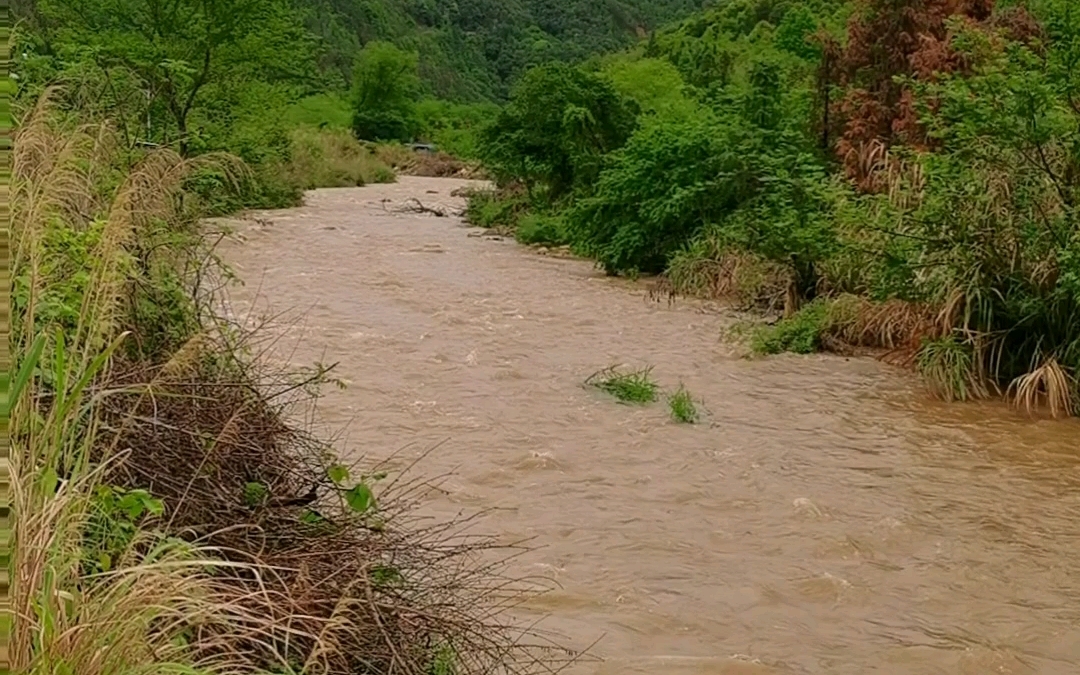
[222,178,1080,675]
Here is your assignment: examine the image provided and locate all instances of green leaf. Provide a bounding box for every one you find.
[40,466,59,496]
[243,481,269,507]
[369,564,404,587]
[8,333,46,412]
[53,328,68,408]
[345,483,375,514]
[118,491,150,520]
[144,496,165,517]
[328,464,350,485]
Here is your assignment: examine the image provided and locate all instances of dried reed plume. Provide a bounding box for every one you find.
[12,92,570,675]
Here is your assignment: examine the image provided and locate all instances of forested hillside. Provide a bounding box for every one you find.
[294,0,706,99]
[15,0,708,102]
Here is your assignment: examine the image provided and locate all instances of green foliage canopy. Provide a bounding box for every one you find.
[34,0,317,154]
[482,62,639,198]
[350,41,422,141]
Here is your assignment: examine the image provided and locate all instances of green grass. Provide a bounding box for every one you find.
[750,300,833,355]
[586,366,660,404]
[667,385,700,423]
[284,126,397,189]
[916,335,988,402]
[429,643,458,675]
[515,212,570,246]
[283,93,353,129]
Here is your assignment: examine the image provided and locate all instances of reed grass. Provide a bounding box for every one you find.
[11,92,566,675]
[11,96,252,675]
[667,386,700,424]
[283,126,396,189]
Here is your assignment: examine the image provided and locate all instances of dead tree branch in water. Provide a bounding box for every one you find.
[381,197,464,218]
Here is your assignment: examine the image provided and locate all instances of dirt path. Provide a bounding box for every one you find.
[222,177,1080,675]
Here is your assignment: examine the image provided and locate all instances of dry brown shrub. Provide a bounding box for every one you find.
[96,329,570,675]
[374,144,487,180]
[832,0,1003,191]
[1007,357,1076,418]
[820,294,947,363]
[661,249,793,312]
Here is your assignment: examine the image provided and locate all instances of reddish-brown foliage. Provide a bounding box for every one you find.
[831,0,1012,191]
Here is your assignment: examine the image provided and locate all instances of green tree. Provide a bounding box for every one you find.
[775,3,820,60]
[482,62,639,198]
[602,56,702,121]
[36,0,316,155]
[350,41,422,142]
[566,52,833,280]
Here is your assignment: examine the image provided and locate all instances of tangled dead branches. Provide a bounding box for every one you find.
[382,197,465,218]
[96,330,574,675]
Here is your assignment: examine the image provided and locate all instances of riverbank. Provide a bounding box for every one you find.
[11,104,555,674]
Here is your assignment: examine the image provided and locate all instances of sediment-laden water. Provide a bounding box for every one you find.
[222,177,1080,675]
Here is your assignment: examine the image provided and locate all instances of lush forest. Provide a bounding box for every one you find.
[293,0,708,99]
[472,0,1080,416]
[10,2,1080,675]
[12,0,710,209]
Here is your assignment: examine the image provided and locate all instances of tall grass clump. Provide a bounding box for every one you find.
[667,386,700,423]
[189,126,398,214]
[11,94,259,675]
[751,300,834,356]
[586,366,660,404]
[515,212,569,246]
[12,93,567,675]
[463,187,530,234]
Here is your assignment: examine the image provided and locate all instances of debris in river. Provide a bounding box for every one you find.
[381,197,464,218]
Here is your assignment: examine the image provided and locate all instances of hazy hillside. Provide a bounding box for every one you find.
[294,0,708,99]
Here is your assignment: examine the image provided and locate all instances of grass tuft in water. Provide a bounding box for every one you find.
[667,385,700,423]
[916,335,989,402]
[586,366,659,404]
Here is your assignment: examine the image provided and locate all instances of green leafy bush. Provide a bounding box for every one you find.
[566,114,728,274]
[482,62,639,198]
[84,487,165,574]
[568,58,836,279]
[464,189,530,232]
[751,300,833,355]
[515,213,569,245]
[415,99,500,159]
[285,93,354,129]
[601,56,703,122]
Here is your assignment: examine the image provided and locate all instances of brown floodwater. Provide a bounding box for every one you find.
[221,178,1080,675]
